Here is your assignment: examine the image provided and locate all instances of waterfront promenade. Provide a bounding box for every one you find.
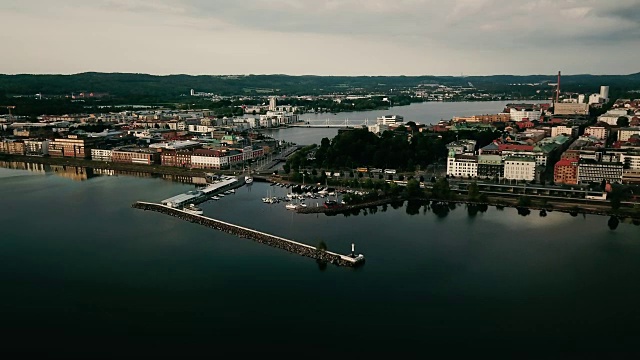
[132,201,365,267]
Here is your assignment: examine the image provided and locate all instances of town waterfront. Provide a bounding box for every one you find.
[263,100,548,145]
[2,167,640,356]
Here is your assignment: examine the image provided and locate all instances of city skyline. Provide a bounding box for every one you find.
[1,0,640,76]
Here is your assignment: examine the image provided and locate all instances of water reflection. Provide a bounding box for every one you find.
[0,161,208,185]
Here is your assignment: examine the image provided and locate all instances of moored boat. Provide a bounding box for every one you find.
[182,203,204,215]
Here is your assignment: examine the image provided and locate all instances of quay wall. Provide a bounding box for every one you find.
[132,201,363,267]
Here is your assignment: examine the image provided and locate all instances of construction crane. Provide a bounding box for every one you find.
[2,106,16,120]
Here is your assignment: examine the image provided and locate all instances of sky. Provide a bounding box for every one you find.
[1,0,639,76]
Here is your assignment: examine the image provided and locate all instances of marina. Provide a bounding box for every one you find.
[160,175,242,208]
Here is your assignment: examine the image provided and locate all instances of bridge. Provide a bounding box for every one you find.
[289,119,372,128]
[132,201,365,267]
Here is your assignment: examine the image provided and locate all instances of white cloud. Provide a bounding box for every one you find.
[0,0,638,75]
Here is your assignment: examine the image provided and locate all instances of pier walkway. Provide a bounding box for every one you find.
[132,201,365,267]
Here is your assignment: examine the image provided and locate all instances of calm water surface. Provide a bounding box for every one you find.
[1,167,639,357]
[264,100,547,145]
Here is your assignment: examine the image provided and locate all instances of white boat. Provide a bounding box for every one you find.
[219,193,225,197]
[228,189,235,194]
[182,203,203,215]
[285,203,299,210]
[212,196,220,201]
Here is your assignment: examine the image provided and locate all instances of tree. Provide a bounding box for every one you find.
[467,181,480,201]
[431,178,451,200]
[517,195,532,207]
[405,179,421,197]
[617,116,630,127]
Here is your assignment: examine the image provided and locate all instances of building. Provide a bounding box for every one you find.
[589,94,602,105]
[446,151,478,178]
[111,147,160,165]
[618,128,640,142]
[600,86,609,101]
[503,157,536,181]
[91,148,112,161]
[554,152,580,185]
[477,154,503,179]
[452,113,510,123]
[509,108,542,122]
[0,139,25,155]
[620,153,640,170]
[48,135,100,158]
[368,123,390,134]
[554,103,589,116]
[269,97,277,111]
[23,139,50,156]
[577,160,623,184]
[376,115,404,125]
[584,126,609,140]
[551,125,579,138]
[446,140,476,155]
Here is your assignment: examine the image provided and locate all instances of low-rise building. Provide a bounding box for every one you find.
[477,154,503,179]
[584,126,609,140]
[577,160,623,184]
[551,125,579,138]
[504,156,536,181]
[446,140,477,155]
[446,151,478,178]
[111,147,160,165]
[618,127,640,142]
[91,148,112,161]
[23,139,50,156]
[554,152,580,185]
[0,139,25,155]
[554,102,589,116]
[48,135,101,159]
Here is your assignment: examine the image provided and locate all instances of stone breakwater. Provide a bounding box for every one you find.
[132,202,363,267]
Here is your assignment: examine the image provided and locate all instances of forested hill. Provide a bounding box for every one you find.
[1,72,639,97]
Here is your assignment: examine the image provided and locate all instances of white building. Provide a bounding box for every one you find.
[600,86,609,101]
[446,140,476,155]
[91,149,112,161]
[578,94,585,103]
[269,97,277,111]
[584,126,609,140]
[509,108,541,122]
[551,125,579,138]
[376,115,404,125]
[589,94,602,105]
[191,153,225,169]
[504,157,536,181]
[620,153,640,170]
[23,139,50,155]
[446,151,478,178]
[368,124,389,134]
[259,111,298,127]
[618,128,640,142]
[188,124,215,134]
[501,151,548,167]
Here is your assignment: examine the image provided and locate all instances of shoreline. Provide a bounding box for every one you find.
[2,154,638,221]
[295,194,640,221]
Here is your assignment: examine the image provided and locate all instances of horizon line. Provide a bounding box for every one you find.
[1,71,639,77]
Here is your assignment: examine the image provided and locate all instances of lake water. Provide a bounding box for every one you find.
[262,100,547,145]
[1,166,640,357]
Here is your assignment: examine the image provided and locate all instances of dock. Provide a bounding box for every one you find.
[161,175,242,208]
[132,201,365,267]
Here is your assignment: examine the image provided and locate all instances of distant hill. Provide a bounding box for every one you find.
[1,72,639,97]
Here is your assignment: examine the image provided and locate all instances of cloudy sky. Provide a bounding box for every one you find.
[1,0,639,76]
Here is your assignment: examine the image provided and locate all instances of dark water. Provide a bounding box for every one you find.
[264,100,547,145]
[2,168,640,357]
